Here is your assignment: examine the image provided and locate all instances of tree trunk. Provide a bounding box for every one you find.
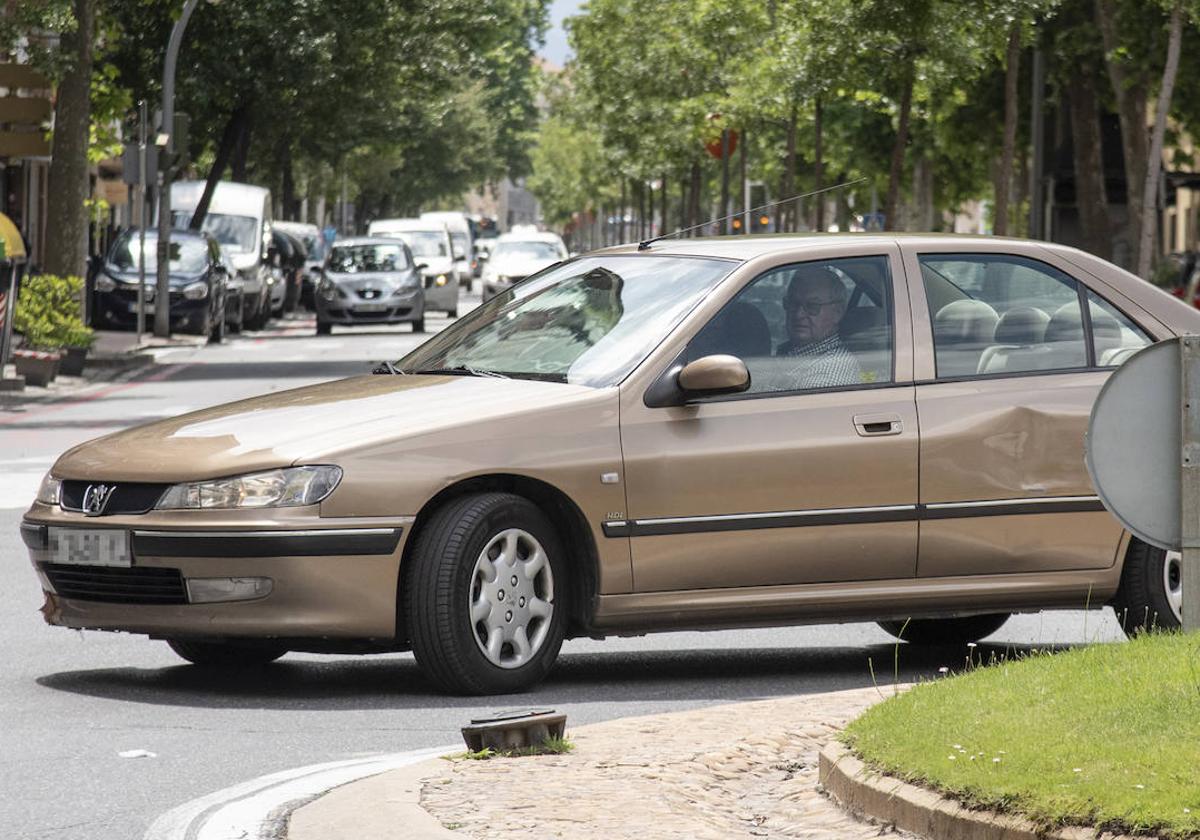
[994,23,1021,236]
[884,60,915,231]
[231,113,253,183]
[679,170,688,233]
[1067,72,1112,261]
[43,0,95,280]
[814,97,825,231]
[688,160,702,236]
[281,141,297,220]
[719,129,731,234]
[784,101,798,231]
[189,105,248,231]
[1096,0,1149,269]
[739,126,748,233]
[618,179,626,242]
[660,171,668,237]
[1137,0,1183,280]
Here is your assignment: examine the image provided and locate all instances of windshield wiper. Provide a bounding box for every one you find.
[372,361,403,375]
[414,365,510,379]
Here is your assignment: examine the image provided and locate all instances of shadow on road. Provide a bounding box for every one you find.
[35,642,1068,711]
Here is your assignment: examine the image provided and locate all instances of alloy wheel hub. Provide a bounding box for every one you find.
[469,528,554,669]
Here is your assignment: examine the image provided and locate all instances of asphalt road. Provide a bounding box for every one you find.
[0,299,1126,840]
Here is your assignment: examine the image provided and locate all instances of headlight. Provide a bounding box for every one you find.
[36,473,61,505]
[182,280,209,300]
[318,279,340,301]
[95,273,116,292]
[155,466,343,510]
[435,274,448,287]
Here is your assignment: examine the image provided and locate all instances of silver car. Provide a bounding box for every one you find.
[314,237,426,334]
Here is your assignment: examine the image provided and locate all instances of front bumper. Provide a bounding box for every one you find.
[94,288,210,330]
[315,289,424,325]
[22,506,414,640]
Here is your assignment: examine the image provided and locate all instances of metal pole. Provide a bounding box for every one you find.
[154,0,201,337]
[137,100,147,340]
[1180,335,1200,631]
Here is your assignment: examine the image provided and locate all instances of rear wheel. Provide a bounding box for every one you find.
[877,613,1010,645]
[1111,539,1182,634]
[405,492,567,695]
[167,639,287,667]
[316,320,332,335]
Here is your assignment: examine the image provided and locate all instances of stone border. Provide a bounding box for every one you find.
[818,741,1146,840]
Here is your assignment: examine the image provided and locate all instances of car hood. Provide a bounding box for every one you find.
[415,257,454,275]
[109,268,204,287]
[489,256,557,278]
[224,249,259,272]
[326,270,413,288]
[51,374,597,482]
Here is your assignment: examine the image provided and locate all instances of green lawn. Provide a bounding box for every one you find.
[843,633,1200,838]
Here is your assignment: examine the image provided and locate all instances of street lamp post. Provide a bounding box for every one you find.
[154,0,201,338]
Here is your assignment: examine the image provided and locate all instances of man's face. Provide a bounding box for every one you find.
[785,274,844,345]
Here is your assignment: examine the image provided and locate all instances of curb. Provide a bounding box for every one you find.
[818,741,1143,840]
[286,758,459,840]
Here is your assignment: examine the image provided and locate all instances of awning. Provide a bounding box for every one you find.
[0,212,26,261]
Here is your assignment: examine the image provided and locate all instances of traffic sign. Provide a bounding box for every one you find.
[1086,338,1180,550]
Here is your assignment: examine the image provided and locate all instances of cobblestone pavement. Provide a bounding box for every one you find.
[420,685,909,839]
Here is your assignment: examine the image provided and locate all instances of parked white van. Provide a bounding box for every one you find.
[172,181,274,329]
[419,211,473,288]
[367,218,460,316]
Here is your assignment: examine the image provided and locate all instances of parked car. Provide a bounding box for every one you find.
[420,211,474,287]
[270,227,307,315]
[366,218,460,317]
[274,221,327,310]
[314,236,425,334]
[171,181,274,330]
[481,231,568,301]
[215,247,245,334]
[23,234,1198,695]
[93,228,230,342]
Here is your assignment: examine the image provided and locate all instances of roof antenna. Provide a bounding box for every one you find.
[637,177,868,251]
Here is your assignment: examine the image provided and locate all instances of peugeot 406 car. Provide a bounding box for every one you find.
[23,235,1198,695]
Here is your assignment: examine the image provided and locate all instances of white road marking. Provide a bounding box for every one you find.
[142,745,454,840]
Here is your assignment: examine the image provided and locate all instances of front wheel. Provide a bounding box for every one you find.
[1112,539,1182,634]
[877,613,1010,645]
[412,318,425,333]
[405,493,567,695]
[167,638,287,667]
[316,320,332,336]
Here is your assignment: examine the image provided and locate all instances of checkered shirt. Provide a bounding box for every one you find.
[779,333,862,390]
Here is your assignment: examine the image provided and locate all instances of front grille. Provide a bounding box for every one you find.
[42,563,188,605]
[61,482,168,515]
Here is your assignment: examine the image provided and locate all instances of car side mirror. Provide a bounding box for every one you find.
[644,353,750,408]
[415,262,428,272]
[453,248,466,260]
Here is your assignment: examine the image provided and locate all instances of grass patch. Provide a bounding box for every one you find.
[843,633,1200,838]
[443,735,575,762]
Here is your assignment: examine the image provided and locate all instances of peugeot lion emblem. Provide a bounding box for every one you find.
[82,483,115,516]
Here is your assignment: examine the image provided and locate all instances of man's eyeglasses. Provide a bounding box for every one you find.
[786,297,840,317]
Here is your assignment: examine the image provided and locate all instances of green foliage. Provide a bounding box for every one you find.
[844,633,1200,838]
[13,275,94,351]
[442,735,575,761]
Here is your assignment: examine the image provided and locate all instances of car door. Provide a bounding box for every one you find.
[618,244,919,592]
[903,241,1155,578]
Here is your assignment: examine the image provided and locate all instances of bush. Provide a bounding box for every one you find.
[13,274,94,351]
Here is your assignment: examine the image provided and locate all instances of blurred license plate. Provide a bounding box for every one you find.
[129,302,155,316]
[355,302,389,313]
[46,528,131,567]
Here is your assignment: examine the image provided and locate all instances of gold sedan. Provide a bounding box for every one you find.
[22,235,1198,694]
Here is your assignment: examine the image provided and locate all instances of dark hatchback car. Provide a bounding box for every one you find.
[93,229,234,341]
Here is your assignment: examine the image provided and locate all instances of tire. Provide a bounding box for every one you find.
[209,302,226,344]
[167,638,287,667]
[448,309,458,319]
[412,318,425,333]
[191,311,212,337]
[877,613,1010,645]
[405,492,567,695]
[316,320,332,336]
[1111,539,1182,634]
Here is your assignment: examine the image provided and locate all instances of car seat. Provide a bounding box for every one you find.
[977,306,1050,374]
[933,300,999,377]
[840,306,890,382]
[690,301,772,361]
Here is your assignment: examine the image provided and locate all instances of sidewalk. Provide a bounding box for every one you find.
[288,686,906,840]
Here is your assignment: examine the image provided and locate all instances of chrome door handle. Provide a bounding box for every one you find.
[853,413,903,436]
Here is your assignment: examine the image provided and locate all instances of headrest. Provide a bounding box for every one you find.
[934,299,999,345]
[720,302,771,357]
[1045,303,1084,345]
[993,306,1050,345]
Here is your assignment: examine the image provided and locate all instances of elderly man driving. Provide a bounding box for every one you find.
[776,264,862,389]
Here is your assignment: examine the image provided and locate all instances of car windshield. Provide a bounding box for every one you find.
[450,232,468,256]
[174,211,260,253]
[329,243,410,273]
[108,233,209,274]
[493,241,560,260]
[398,255,735,386]
[300,234,326,261]
[392,231,448,258]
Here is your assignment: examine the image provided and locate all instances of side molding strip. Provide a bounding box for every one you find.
[132,527,403,558]
[602,497,1105,538]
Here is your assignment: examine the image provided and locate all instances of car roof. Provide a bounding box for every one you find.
[332,236,411,247]
[593,232,1064,261]
[497,231,563,243]
[171,181,270,213]
[371,219,446,233]
[273,220,320,235]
